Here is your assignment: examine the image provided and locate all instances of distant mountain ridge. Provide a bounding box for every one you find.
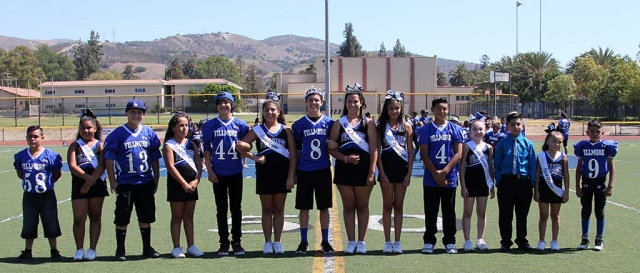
[0,33,478,80]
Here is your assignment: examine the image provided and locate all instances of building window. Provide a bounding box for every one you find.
[75,104,86,108]
[45,90,55,95]
[465,96,470,101]
[74,90,85,94]
[105,89,115,94]
[45,105,54,109]
[105,103,116,107]
[135,88,145,93]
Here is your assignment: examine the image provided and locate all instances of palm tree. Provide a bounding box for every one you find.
[515,51,560,101]
[300,63,316,74]
[436,66,446,86]
[565,47,617,73]
[448,64,469,86]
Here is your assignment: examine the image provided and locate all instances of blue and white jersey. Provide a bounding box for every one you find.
[104,125,162,185]
[500,124,508,134]
[418,121,464,187]
[419,116,433,124]
[380,125,408,156]
[574,140,618,179]
[292,115,334,171]
[14,148,63,193]
[202,117,250,176]
[255,124,288,157]
[460,127,470,142]
[558,118,570,137]
[484,130,507,146]
[543,151,565,181]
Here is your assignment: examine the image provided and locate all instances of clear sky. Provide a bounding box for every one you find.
[3,0,638,67]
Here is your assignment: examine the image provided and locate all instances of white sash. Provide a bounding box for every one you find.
[253,125,290,159]
[537,152,564,197]
[339,116,369,153]
[385,124,408,162]
[166,139,198,172]
[466,141,494,189]
[76,139,107,181]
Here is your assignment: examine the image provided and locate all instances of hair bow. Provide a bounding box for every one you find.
[345,83,363,93]
[304,85,325,100]
[81,109,97,119]
[384,90,404,101]
[266,91,282,101]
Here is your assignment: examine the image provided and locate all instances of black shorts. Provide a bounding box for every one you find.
[334,153,373,186]
[538,178,563,204]
[256,154,291,195]
[464,167,490,197]
[166,180,199,202]
[71,176,109,200]
[114,182,156,226]
[22,191,62,239]
[378,154,409,183]
[295,168,332,210]
[563,136,569,147]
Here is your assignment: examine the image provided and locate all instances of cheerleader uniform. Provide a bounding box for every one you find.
[378,123,409,183]
[538,151,565,204]
[463,142,490,197]
[334,120,372,186]
[71,140,109,200]
[166,140,199,202]
[255,124,291,195]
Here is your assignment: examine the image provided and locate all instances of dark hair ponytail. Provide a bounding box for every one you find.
[164,113,190,143]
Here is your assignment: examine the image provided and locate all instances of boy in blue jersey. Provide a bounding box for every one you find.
[202,91,250,256]
[104,99,162,261]
[494,112,536,252]
[292,87,335,254]
[418,97,463,254]
[484,121,507,148]
[574,119,617,251]
[558,113,571,154]
[14,126,63,261]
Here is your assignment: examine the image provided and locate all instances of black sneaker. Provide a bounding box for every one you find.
[296,242,308,254]
[578,235,590,250]
[218,244,230,256]
[321,241,334,254]
[50,249,62,261]
[17,250,32,260]
[143,247,160,258]
[500,244,511,253]
[594,236,604,251]
[115,249,127,261]
[231,242,245,255]
[517,243,534,252]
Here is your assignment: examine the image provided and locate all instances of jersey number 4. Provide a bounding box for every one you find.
[435,144,447,164]
[126,151,149,173]
[216,141,238,160]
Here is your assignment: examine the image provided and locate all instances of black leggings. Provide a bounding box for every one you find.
[581,179,607,220]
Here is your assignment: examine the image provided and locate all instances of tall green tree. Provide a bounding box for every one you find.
[73,30,103,80]
[34,44,76,81]
[514,51,561,102]
[448,64,469,86]
[544,74,576,113]
[436,66,446,86]
[182,58,197,79]
[195,56,242,85]
[337,23,365,57]
[566,47,618,74]
[269,73,277,91]
[121,65,137,80]
[480,54,490,70]
[189,83,241,113]
[87,70,122,80]
[392,39,411,57]
[165,57,185,80]
[0,46,46,89]
[243,63,264,93]
[378,42,387,57]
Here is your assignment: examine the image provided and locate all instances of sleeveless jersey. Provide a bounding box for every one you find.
[464,143,490,183]
[418,121,463,187]
[255,124,290,177]
[167,139,198,184]
[380,123,409,158]
[72,140,106,185]
[104,124,162,185]
[540,151,564,187]
[574,140,618,179]
[292,115,334,171]
[14,148,63,193]
[201,117,249,176]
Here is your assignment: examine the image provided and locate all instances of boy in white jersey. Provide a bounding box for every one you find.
[104,99,162,261]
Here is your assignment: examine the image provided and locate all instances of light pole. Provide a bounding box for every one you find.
[324,0,331,117]
[516,1,522,56]
[539,0,542,54]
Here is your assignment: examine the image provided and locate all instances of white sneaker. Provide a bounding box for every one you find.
[187,245,204,257]
[550,240,560,251]
[536,240,546,251]
[463,240,474,251]
[445,244,458,254]
[476,239,489,251]
[355,241,367,254]
[392,242,403,254]
[84,248,96,261]
[263,242,274,254]
[344,241,357,254]
[272,242,285,254]
[73,248,84,261]
[172,247,185,258]
[382,242,393,253]
[422,244,434,254]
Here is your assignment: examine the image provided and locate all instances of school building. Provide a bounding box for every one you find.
[276,56,476,115]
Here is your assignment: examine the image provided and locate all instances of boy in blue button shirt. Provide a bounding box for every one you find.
[494,112,536,252]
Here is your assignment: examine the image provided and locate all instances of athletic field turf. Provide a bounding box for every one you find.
[1,140,639,273]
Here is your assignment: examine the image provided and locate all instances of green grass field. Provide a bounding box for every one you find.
[0,141,639,272]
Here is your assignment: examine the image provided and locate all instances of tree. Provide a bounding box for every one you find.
[566,47,618,74]
[299,63,316,74]
[436,66,446,86]
[182,59,197,79]
[34,44,76,81]
[121,65,137,80]
[235,55,245,75]
[165,57,185,80]
[189,83,241,113]
[337,23,365,57]
[448,64,469,86]
[269,73,277,91]
[514,51,561,103]
[544,74,576,113]
[480,54,490,70]
[0,46,46,89]
[393,39,410,57]
[87,70,122,80]
[73,30,103,80]
[243,63,264,93]
[194,56,242,85]
[378,42,387,57]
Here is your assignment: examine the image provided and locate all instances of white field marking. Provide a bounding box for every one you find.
[569,189,640,213]
[323,207,336,273]
[0,197,72,224]
[208,215,300,234]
